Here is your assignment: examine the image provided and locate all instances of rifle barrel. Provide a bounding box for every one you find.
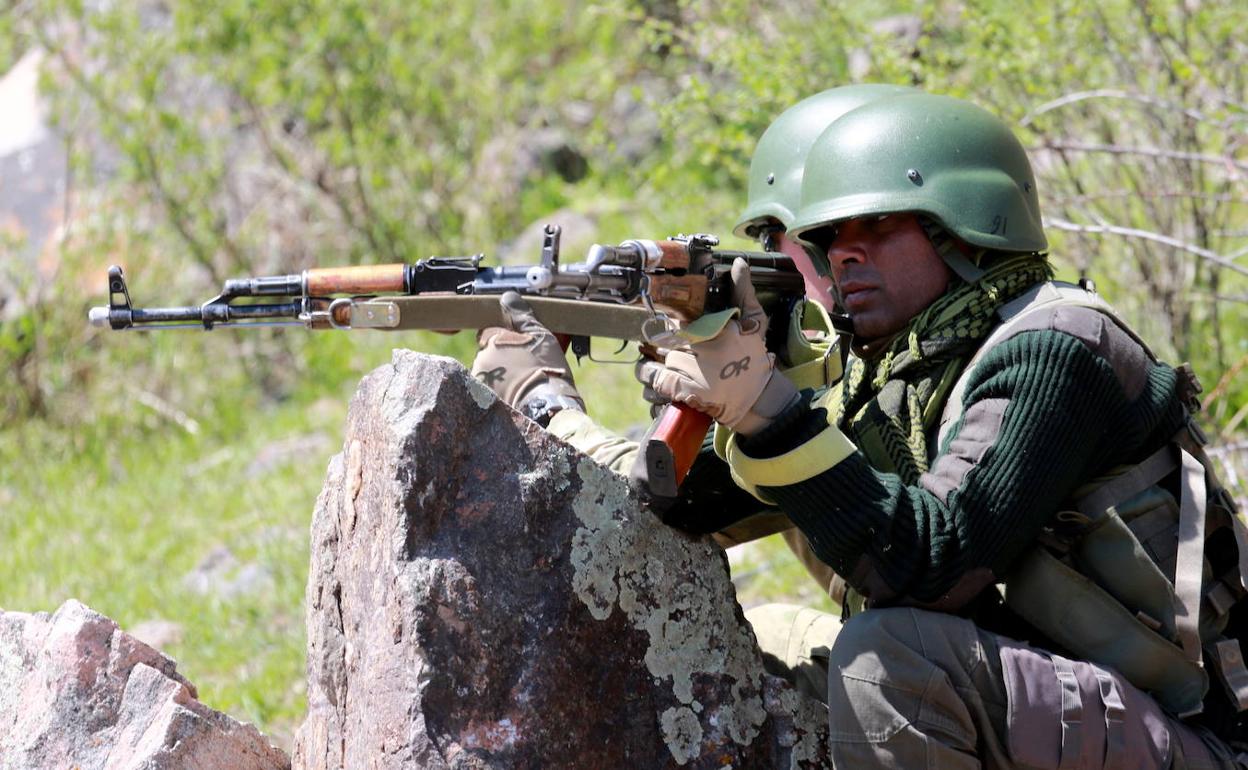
[89,302,304,329]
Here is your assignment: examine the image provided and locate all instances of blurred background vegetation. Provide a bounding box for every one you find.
[1,0,1245,747]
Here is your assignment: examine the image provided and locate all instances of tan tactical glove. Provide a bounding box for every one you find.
[635,259,799,436]
[635,342,673,415]
[471,292,585,427]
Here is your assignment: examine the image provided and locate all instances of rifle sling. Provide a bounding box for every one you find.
[377,295,655,341]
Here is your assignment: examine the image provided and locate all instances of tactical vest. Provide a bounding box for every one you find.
[938,281,1248,720]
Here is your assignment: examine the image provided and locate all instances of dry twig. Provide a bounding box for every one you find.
[1044,217,1248,277]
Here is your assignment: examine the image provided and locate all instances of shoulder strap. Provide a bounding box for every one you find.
[780,299,844,392]
[936,281,1147,451]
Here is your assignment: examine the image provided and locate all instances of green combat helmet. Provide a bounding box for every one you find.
[734,84,916,240]
[789,92,1047,274]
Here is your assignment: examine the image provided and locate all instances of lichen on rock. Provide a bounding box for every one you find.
[569,455,768,753]
[660,705,705,766]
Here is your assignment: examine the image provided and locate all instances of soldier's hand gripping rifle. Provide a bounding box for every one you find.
[89,225,805,498]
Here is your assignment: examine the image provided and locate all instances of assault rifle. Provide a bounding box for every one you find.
[89,225,806,498]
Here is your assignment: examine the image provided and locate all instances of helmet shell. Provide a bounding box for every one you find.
[789,93,1047,256]
[734,84,916,239]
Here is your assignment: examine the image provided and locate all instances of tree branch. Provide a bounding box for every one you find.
[1050,191,1248,206]
[1034,142,1248,174]
[1021,89,1214,127]
[1044,217,1248,277]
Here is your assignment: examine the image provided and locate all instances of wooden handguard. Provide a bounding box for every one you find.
[305,264,407,296]
[651,239,694,270]
[647,273,709,322]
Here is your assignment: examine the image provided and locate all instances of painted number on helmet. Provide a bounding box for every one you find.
[990,215,1008,235]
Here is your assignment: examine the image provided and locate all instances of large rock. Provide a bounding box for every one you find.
[0,599,289,769]
[292,351,828,769]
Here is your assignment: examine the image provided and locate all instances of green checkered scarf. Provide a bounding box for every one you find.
[832,250,1053,483]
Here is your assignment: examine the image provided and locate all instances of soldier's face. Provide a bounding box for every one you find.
[825,214,952,343]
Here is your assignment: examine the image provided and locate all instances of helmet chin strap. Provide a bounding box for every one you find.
[918,216,986,284]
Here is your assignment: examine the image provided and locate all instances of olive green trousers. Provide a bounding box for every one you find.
[746,604,1245,769]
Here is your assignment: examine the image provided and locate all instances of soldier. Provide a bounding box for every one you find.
[474,90,1248,767]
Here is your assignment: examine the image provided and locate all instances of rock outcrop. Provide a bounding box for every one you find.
[292,351,828,769]
[0,599,289,769]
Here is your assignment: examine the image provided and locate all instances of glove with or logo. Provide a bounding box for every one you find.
[636,259,799,436]
[471,292,585,427]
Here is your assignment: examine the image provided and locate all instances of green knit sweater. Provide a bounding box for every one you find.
[732,322,1189,606]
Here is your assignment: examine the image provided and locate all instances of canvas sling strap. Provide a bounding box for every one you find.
[1175,446,1210,665]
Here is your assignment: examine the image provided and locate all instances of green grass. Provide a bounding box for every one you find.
[0,372,342,743]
